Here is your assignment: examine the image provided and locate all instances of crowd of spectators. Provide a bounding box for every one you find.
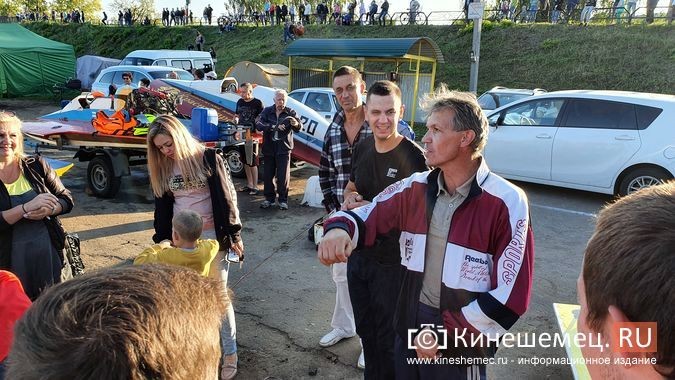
[14,9,86,23]
[489,0,671,23]
[7,0,674,27]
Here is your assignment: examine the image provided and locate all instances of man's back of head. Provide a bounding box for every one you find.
[7,264,228,380]
[579,181,675,379]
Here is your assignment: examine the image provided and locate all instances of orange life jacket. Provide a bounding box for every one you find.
[92,109,138,135]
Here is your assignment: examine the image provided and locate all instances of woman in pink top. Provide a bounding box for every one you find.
[147,115,243,380]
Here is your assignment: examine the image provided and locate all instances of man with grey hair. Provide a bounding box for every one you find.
[255,89,301,210]
[317,85,535,378]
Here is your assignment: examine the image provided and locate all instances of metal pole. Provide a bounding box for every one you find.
[468,2,484,94]
[468,17,482,94]
[411,57,421,129]
[328,59,333,87]
[288,56,293,92]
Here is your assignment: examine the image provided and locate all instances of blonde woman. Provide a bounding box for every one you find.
[0,112,74,300]
[147,115,243,380]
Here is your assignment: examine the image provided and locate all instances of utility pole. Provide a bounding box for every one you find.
[468,1,485,94]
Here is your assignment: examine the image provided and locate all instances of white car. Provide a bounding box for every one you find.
[289,87,341,121]
[91,65,194,96]
[484,90,675,196]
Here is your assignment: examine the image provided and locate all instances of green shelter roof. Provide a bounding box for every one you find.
[283,38,445,63]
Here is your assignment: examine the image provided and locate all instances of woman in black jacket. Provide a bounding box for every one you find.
[0,112,74,300]
[146,115,243,380]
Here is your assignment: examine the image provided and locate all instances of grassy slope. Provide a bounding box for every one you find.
[27,22,675,94]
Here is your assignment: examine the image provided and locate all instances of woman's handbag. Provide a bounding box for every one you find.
[64,233,85,277]
[59,232,85,282]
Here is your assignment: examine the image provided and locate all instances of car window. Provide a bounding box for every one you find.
[111,71,127,86]
[635,105,663,130]
[148,70,193,80]
[154,59,167,66]
[194,59,212,71]
[122,57,153,66]
[172,60,193,71]
[306,92,332,112]
[289,92,305,102]
[563,99,637,130]
[496,93,531,108]
[502,99,563,126]
[98,72,114,84]
[477,93,497,110]
[487,113,500,126]
[132,71,146,81]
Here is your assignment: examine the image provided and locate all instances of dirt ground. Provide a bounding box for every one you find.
[1,98,590,380]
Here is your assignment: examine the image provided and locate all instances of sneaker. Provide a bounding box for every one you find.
[279,202,288,210]
[239,186,251,193]
[226,249,240,263]
[319,328,354,347]
[260,200,273,209]
[357,350,365,369]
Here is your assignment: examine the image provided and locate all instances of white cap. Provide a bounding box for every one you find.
[205,71,218,79]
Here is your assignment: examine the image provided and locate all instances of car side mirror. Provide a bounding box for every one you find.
[488,114,502,128]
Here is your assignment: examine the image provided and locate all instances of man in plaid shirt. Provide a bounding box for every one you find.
[317,66,371,369]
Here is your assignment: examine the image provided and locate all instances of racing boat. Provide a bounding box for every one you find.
[21,79,330,197]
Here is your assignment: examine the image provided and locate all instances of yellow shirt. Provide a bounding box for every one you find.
[4,174,31,196]
[133,239,219,277]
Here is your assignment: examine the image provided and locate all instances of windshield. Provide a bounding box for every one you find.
[149,71,194,80]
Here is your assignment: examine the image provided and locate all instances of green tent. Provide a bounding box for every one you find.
[0,23,76,97]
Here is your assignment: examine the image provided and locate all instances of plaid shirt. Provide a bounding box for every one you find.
[318,110,372,209]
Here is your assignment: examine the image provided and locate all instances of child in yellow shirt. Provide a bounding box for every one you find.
[134,210,218,277]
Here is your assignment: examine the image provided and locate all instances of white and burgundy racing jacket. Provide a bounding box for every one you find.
[324,159,535,358]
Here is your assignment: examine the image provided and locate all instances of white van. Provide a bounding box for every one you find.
[121,50,214,72]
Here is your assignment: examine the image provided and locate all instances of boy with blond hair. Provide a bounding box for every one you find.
[134,210,218,277]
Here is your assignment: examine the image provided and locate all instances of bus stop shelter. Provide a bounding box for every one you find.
[283,38,444,125]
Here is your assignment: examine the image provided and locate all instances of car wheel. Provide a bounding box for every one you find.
[224,147,246,178]
[87,156,121,198]
[618,167,672,196]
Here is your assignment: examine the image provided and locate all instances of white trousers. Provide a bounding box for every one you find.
[330,262,356,334]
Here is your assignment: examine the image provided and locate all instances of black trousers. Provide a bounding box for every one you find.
[348,253,401,379]
[263,152,290,203]
[394,302,487,380]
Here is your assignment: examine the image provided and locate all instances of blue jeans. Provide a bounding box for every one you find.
[284,28,294,42]
[527,7,538,22]
[551,10,561,22]
[202,229,237,356]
